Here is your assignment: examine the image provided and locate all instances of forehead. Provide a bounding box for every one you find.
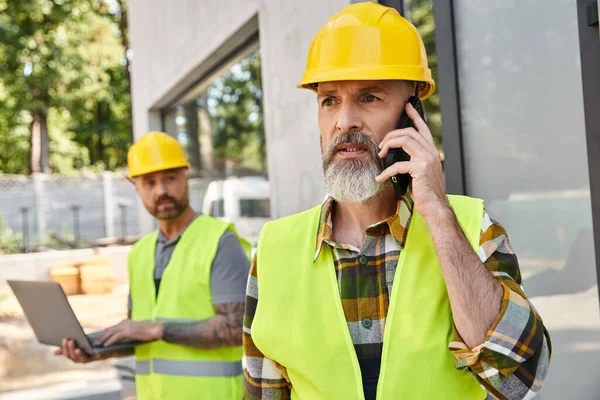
[317,80,399,95]
[137,168,186,181]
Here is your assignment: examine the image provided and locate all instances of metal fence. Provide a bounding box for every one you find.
[0,173,141,250]
[0,173,218,252]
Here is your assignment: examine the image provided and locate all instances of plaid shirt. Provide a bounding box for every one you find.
[243,194,551,399]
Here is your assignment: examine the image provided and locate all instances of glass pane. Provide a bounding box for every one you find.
[162,49,270,245]
[240,199,270,218]
[454,1,600,399]
[403,0,441,150]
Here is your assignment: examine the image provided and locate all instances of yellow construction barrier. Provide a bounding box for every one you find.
[49,256,115,295]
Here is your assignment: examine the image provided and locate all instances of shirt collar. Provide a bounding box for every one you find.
[313,190,414,262]
[157,214,200,245]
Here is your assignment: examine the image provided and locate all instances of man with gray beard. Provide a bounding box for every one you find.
[242,3,550,400]
[322,131,388,204]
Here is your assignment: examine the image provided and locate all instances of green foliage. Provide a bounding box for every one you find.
[48,108,90,173]
[0,105,30,174]
[0,213,23,254]
[208,50,266,172]
[0,0,86,114]
[43,228,76,250]
[67,5,132,170]
[0,0,132,174]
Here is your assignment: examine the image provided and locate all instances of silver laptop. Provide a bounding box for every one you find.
[7,280,151,355]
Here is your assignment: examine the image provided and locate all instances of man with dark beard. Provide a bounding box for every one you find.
[242,3,550,400]
[56,131,251,400]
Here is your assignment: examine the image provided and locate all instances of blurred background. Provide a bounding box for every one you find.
[0,0,599,399]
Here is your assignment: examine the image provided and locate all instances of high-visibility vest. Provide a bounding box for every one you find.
[129,215,251,400]
[251,195,487,399]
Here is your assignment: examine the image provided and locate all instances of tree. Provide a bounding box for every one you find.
[208,50,266,173]
[66,6,131,170]
[0,92,30,174]
[94,0,133,142]
[0,0,132,174]
[0,0,91,173]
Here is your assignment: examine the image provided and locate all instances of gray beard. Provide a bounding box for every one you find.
[322,132,389,204]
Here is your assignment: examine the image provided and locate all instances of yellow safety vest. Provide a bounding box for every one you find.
[252,195,487,399]
[129,215,250,400]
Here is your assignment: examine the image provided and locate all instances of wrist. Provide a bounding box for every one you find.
[153,322,165,340]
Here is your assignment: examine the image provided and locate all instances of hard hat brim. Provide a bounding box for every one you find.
[297,65,435,100]
[128,162,190,178]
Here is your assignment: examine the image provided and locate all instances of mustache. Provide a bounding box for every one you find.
[322,132,382,167]
[155,195,176,204]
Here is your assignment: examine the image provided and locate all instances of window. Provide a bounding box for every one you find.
[452,1,599,397]
[161,47,271,246]
[381,0,441,150]
[162,48,267,179]
[240,199,270,218]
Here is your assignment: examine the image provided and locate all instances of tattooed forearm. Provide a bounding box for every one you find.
[161,302,245,349]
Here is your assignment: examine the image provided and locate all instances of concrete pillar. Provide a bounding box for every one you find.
[103,171,115,238]
[197,95,216,176]
[32,173,46,247]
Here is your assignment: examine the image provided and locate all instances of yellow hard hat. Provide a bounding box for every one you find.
[127,131,190,177]
[298,2,435,100]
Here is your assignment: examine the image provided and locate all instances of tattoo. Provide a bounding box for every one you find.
[161,302,245,349]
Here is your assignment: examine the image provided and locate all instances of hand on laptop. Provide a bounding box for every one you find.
[55,339,107,363]
[98,319,164,346]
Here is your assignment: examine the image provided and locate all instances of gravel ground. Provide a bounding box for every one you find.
[0,282,129,393]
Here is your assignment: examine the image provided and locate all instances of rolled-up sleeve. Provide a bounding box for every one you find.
[449,211,551,400]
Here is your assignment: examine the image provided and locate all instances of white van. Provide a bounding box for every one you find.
[202,176,270,246]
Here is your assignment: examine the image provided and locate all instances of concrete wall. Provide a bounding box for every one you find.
[0,246,131,284]
[257,0,348,218]
[128,0,352,233]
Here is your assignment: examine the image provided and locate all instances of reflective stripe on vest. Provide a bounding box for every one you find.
[153,359,243,377]
[129,215,250,399]
[136,359,242,377]
[136,360,150,375]
[252,195,487,400]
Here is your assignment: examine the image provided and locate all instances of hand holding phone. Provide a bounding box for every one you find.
[383,96,425,198]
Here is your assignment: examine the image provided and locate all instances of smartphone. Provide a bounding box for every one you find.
[384,95,425,198]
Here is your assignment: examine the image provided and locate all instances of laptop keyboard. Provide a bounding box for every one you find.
[86,331,138,347]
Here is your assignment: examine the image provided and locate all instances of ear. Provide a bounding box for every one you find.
[126,176,137,189]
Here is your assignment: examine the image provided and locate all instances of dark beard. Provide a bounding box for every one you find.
[151,194,189,220]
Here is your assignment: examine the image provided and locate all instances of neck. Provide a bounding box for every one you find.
[331,185,397,247]
[158,206,197,240]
